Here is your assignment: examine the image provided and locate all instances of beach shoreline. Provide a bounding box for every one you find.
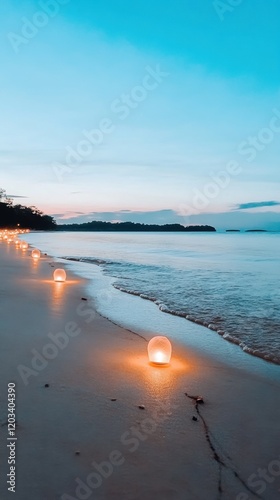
[23,230,280,369]
[0,241,280,500]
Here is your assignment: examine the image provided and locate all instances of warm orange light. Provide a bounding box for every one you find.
[31,249,41,260]
[53,269,67,282]
[20,241,28,250]
[148,336,172,365]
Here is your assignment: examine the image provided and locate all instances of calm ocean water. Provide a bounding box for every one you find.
[25,232,280,365]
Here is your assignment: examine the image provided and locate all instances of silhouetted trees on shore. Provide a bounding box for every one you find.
[0,189,56,230]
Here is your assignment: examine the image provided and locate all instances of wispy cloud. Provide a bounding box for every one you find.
[52,211,86,219]
[234,201,280,211]
[53,209,181,225]
[7,194,28,199]
[52,208,280,232]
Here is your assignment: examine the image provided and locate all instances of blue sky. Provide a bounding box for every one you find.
[0,0,280,229]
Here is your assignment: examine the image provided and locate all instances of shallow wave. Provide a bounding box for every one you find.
[63,256,106,266]
[113,284,280,365]
[61,255,280,366]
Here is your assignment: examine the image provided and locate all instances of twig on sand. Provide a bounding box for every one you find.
[185,393,262,500]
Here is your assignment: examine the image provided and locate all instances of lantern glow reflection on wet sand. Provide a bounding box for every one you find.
[32,249,41,260]
[148,336,172,365]
[53,269,67,282]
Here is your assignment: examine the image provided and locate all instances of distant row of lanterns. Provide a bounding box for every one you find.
[0,229,67,283]
[0,229,173,365]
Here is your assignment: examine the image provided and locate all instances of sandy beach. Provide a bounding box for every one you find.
[0,240,280,500]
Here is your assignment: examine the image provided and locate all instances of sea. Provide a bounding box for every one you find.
[24,231,280,370]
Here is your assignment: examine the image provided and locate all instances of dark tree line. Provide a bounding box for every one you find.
[0,189,56,230]
[57,221,216,232]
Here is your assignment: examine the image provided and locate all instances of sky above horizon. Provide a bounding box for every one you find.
[1,0,280,229]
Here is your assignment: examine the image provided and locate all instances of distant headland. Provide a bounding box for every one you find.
[57,221,216,232]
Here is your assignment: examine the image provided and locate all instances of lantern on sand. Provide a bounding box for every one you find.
[20,241,28,250]
[53,269,67,282]
[32,249,41,260]
[148,336,172,365]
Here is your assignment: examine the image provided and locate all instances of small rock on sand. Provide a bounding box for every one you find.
[196,397,204,404]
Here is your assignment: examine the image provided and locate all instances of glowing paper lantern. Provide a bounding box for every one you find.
[32,249,41,260]
[148,336,172,365]
[53,269,67,282]
[20,241,28,250]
